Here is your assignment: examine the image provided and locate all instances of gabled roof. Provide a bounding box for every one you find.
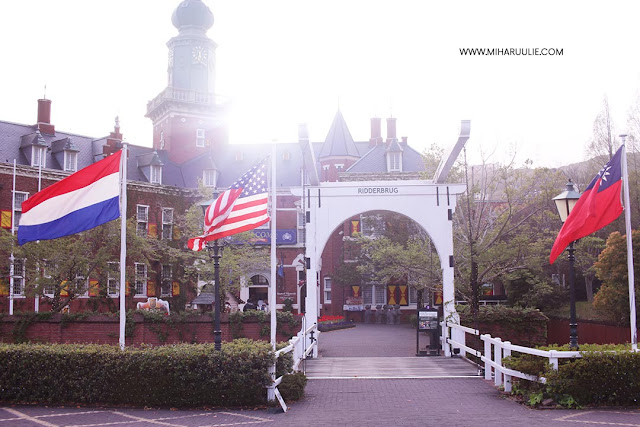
[346,143,426,173]
[318,110,359,159]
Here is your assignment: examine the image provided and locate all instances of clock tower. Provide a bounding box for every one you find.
[146,0,228,164]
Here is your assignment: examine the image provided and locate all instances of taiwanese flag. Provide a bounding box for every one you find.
[550,146,624,264]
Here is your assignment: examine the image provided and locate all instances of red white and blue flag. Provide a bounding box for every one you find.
[18,151,122,246]
[550,146,624,264]
[188,157,269,251]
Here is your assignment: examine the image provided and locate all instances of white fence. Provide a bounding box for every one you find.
[269,321,319,412]
[442,321,582,392]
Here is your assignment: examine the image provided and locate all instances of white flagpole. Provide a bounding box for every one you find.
[268,144,277,401]
[620,135,637,351]
[35,161,41,313]
[119,145,128,350]
[9,160,16,315]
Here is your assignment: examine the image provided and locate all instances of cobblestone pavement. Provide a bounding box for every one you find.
[3,324,640,426]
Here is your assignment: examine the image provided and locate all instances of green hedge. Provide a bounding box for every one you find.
[0,339,301,408]
[503,344,638,407]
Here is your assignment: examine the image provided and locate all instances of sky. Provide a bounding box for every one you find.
[1,0,640,168]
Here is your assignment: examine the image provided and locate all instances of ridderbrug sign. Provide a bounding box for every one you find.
[357,187,399,194]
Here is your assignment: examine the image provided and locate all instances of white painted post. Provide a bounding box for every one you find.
[503,341,512,392]
[549,350,559,371]
[494,337,503,387]
[483,334,492,380]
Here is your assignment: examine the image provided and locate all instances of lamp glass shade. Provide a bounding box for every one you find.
[552,181,581,223]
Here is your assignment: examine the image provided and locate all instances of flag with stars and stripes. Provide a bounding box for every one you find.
[188,157,270,251]
[550,146,624,264]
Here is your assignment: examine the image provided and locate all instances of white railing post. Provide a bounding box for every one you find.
[443,321,451,357]
[549,350,559,371]
[503,341,512,392]
[494,337,503,387]
[482,334,492,380]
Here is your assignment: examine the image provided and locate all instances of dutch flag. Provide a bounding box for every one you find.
[18,150,122,246]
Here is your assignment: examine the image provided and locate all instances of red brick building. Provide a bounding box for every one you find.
[0,0,427,318]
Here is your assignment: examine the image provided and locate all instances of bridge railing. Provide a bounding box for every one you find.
[442,320,582,392]
[269,321,318,412]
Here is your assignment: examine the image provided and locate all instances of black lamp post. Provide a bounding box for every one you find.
[200,199,222,350]
[552,180,581,350]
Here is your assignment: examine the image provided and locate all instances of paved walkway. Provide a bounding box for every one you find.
[3,323,640,426]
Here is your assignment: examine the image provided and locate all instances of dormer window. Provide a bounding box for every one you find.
[150,165,162,184]
[387,152,402,172]
[196,129,205,147]
[32,146,46,168]
[203,169,217,187]
[64,151,77,172]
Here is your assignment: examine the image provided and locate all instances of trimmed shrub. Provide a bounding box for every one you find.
[0,339,280,408]
[278,371,307,401]
[503,344,637,407]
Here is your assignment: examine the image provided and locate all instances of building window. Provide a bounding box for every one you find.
[282,152,291,161]
[12,191,28,233]
[409,286,418,305]
[235,151,244,161]
[134,263,147,296]
[360,213,385,238]
[75,275,88,297]
[362,284,387,306]
[12,258,25,296]
[150,165,162,184]
[107,262,119,296]
[388,152,401,172]
[161,264,172,297]
[162,208,173,240]
[64,151,78,172]
[324,277,332,303]
[159,131,165,149]
[136,205,149,236]
[203,169,216,187]
[196,129,205,147]
[335,164,344,170]
[32,146,46,168]
[42,260,55,296]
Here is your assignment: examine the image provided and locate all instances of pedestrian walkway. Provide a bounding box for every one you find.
[3,323,640,426]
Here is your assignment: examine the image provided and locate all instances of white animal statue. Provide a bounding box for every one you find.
[137,297,170,314]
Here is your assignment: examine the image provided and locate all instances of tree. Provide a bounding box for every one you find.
[0,218,158,312]
[592,230,640,325]
[587,96,616,163]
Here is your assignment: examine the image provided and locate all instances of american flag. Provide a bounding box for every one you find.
[188,157,269,251]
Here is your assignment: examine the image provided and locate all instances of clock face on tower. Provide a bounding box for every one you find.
[192,46,207,65]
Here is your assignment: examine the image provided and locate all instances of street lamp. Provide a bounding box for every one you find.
[200,198,223,350]
[552,180,581,350]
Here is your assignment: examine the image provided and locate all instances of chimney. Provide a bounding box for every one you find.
[401,136,408,146]
[103,116,124,156]
[386,117,397,143]
[36,98,55,134]
[369,117,382,147]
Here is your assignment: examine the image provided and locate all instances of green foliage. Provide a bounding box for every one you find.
[503,344,637,407]
[278,371,307,401]
[283,298,294,312]
[504,270,567,311]
[458,304,548,347]
[228,310,300,339]
[593,230,640,324]
[0,340,291,408]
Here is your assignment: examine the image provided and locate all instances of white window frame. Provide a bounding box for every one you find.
[107,262,119,297]
[161,264,172,297]
[32,146,46,168]
[159,131,165,149]
[75,275,89,298]
[134,263,147,296]
[150,165,162,184]
[335,163,344,170]
[387,152,402,172]
[161,208,174,240]
[363,284,387,306]
[196,128,205,147]
[409,286,418,305]
[136,205,149,236]
[64,151,78,172]
[13,191,28,233]
[12,258,26,296]
[42,260,55,296]
[324,277,332,303]
[203,169,216,187]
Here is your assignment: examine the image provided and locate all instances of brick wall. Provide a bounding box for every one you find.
[0,313,298,346]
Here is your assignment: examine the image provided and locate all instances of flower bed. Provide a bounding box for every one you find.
[317,315,355,332]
